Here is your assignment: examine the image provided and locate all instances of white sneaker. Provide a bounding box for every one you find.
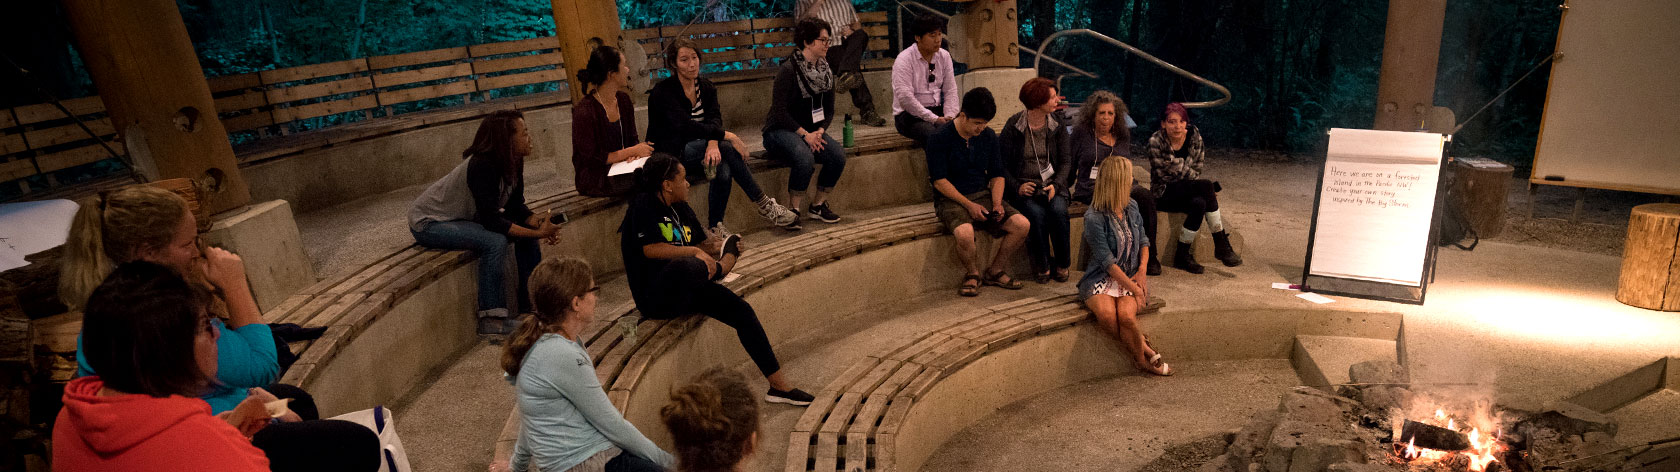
[710,222,734,241]
[756,197,798,226]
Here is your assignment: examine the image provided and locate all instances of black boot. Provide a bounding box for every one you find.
[1173,240,1205,274]
[1146,250,1162,276]
[1213,230,1242,267]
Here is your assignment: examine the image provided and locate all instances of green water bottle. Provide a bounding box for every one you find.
[843,113,855,148]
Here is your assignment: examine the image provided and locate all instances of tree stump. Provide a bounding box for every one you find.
[1617,203,1680,311]
[1451,157,1513,238]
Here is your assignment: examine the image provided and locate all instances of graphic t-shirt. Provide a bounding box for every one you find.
[619,193,709,312]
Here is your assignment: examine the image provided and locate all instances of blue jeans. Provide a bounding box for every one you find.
[411,221,540,315]
[1011,193,1071,271]
[680,139,766,227]
[763,129,845,193]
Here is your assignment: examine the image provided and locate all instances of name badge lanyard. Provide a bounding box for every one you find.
[1027,117,1054,184]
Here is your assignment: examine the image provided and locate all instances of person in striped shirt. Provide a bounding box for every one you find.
[795,0,887,127]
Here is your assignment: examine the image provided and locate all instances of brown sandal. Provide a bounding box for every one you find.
[982,270,1024,290]
[959,274,981,297]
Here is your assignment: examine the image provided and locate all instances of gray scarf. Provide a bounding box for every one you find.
[790,50,833,99]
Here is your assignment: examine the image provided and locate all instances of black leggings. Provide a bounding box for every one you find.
[638,257,782,377]
[251,384,381,472]
[607,450,665,472]
[1156,179,1219,232]
[1129,184,1158,256]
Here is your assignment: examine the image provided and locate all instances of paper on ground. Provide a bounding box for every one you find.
[1271,282,1299,291]
[1297,292,1335,304]
[608,156,649,176]
[722,272,740,283]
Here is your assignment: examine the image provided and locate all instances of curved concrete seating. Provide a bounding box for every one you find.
[266,126,923,417]
[781,301,1402,472]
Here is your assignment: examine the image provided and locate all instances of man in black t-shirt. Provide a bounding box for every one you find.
[925,88,1030,297]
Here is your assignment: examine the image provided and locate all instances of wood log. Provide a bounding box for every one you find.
[1401,419,1470,451]
[1451,158,1514,238]
[1617,203,1680,311]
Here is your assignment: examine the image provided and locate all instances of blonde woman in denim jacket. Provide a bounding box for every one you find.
[1078,157,1170,376]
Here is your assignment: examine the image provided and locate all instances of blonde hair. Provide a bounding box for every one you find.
[502,257,595,379]
[661,368,759,472]
[1090,157,1134,214]
[59,186,190,311]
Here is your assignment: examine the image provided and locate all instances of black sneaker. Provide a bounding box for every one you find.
[766,388,815,406]
[721,233,742,258]
[808,203,841,223]
[781,218,803,232]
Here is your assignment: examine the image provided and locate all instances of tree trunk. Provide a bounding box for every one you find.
[348,0,368,58]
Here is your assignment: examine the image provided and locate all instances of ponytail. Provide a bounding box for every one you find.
[578,46,624,97]
[661,368,759,472]
[58,187,188,311]
[59,194,114,312]
[501,257,595,379]
[632,154,683,196]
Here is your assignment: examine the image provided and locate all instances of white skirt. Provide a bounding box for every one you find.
[1091,276,1134,298]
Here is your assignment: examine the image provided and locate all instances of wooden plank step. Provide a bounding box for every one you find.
[298,292,370,328]
[593,318,668,387]
[330,292,396,339]
[881,332,951,363]
[817,391,865,435]
[784,431,815,472]
[609,316,700,392]
[845,393,893,436]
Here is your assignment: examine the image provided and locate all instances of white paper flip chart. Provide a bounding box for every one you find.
[1307,128,1445,287]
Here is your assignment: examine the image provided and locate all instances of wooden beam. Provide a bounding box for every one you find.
[1372,0,1446,131]
[551,0,622,104]
[61,0,250,211]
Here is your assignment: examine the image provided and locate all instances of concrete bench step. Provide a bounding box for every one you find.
[1290,334,1399,388]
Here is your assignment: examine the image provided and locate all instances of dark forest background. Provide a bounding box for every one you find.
[0,0,1560,169]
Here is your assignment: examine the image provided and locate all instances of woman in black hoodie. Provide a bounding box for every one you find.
[646,39,797,235]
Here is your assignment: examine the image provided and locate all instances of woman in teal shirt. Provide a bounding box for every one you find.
[495,257,674,472]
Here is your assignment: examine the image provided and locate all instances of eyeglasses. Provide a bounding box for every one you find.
[587,285,601,293]
[927,61,937,84]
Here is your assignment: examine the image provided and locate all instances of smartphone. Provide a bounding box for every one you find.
[548,212,570,225]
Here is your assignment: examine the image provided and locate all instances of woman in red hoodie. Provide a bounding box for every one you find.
[54,262,270,471]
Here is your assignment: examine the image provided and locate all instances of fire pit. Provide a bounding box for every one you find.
[1193,361,1676,472]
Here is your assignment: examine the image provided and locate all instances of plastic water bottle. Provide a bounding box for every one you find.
[843,113,855,148]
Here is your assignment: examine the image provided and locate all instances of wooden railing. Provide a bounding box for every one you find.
[1,12,895,201]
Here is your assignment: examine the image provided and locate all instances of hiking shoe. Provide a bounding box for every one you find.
[710,222,734,241]
[756,197,798,226]
[808,203,841,223]
[835,72,862,91]
[766,388,815,406]
[860,109,888,127]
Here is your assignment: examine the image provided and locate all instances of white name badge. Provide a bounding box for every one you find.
[1089,166,1101,180]
[811,106,826,123]
[1039,162,1055,182]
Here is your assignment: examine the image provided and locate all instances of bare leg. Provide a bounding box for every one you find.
[813,188,831,206]
[953,223,980,275]
[988,214,1031,273]
[1113,296,1166,375]
[767,370,792,391]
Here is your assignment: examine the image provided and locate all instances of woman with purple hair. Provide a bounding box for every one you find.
[1145,103,1241,274]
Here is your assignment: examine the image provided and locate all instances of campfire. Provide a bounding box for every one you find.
[1191,360,1664,472]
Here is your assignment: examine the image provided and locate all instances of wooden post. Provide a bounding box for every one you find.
[551,0,623,104]
[1617,203,1680,311]
[951,0,1020,70]
[60,0,251,214]
[1371,0,1446,131]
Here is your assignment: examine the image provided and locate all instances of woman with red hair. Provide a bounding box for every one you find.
[999,77,1072,283]
[1146,103,1241,273]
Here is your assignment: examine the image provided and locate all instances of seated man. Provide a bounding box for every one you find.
[925,87,1030,296]
[891,14,959,146]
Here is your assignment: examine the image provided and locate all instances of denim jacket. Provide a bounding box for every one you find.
[1078,201,1149,300]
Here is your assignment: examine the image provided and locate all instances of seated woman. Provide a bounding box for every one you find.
[1079,158,1169,376]
[1000,78,1073,284]
[1146,103,1242,273]
[763,17,848,230]
[1069,90,1160,275]
[573,45,656,198]
[646,38,797,235]
[56,262,379,471]
[660,368,759,472]
[409,110,561,335]
[493,257,675,472]
[618,155,813,406]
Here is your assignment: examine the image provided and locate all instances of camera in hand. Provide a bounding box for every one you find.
[548,212,570,225]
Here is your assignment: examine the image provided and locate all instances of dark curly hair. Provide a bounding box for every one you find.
[661,368,759,472]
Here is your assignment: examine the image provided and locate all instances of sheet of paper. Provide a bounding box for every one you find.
[1297,292,1336,304]
[607,156,649,176]
[1307,128,1445,286]
[1271,282,1299,291]
[721,272,740,283]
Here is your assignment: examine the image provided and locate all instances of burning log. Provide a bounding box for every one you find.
[1403,419,1471,451]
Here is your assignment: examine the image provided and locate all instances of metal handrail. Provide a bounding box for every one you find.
[1033,29,1232,108]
